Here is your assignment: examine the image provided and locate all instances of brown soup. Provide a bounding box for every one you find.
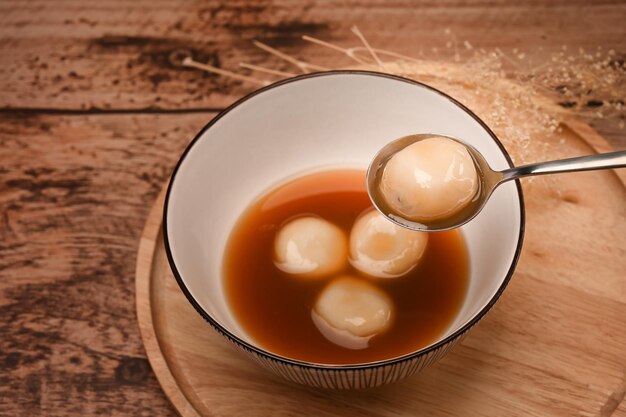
[224,169,469,364]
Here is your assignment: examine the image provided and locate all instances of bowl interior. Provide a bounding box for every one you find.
[165,71,523,361]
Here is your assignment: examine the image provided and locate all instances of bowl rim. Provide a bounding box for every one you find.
[162,70,526,370]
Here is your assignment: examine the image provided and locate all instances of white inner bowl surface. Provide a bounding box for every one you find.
[165,72,523,362]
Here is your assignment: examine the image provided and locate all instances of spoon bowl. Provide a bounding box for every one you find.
[368,133,626,232]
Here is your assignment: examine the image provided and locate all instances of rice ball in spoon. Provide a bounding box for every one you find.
[274,216,348,279]
[350,209,428,278]
[380,136,479,223]
[312,276,394,349]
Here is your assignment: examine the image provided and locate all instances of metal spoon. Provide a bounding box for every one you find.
[367,134,626,232]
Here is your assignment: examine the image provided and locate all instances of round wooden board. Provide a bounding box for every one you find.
[135,119,626,417]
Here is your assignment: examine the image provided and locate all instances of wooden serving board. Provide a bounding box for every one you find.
[135,119,626,417]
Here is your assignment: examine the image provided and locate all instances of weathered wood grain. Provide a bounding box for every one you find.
[0,0,624,146]
[2,0,624,111]
[0,113,216,416]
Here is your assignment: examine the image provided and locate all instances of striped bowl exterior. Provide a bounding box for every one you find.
[205,313,475,389]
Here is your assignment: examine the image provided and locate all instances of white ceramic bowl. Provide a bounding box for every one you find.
[163,71,525,389]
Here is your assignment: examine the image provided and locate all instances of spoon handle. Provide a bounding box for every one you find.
[500,150,626,182]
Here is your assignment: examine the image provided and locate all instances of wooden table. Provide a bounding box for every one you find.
[1,1,624,415]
